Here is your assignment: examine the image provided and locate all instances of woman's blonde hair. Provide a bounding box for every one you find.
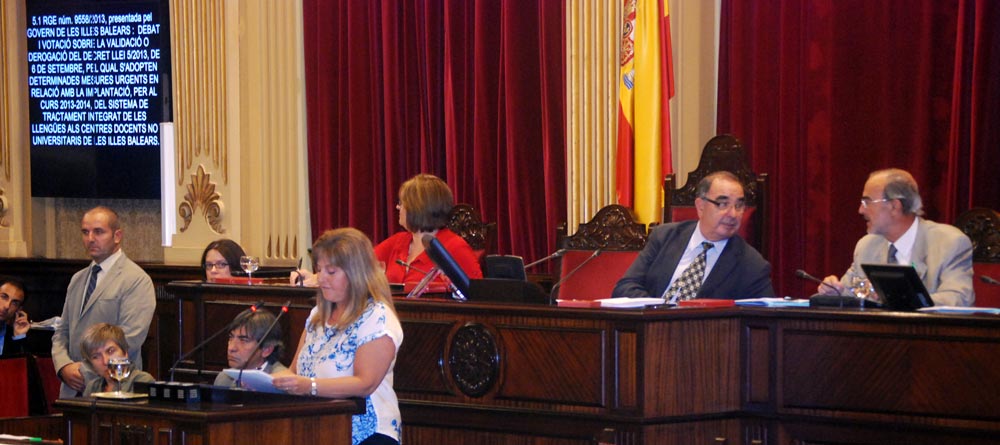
[398,174,454,233]
[310,228,395,329]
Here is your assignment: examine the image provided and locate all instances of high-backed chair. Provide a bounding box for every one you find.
[955,207,1000,307]
[662,134,769,254]
[553,205,647,300]
[446,203,497,271]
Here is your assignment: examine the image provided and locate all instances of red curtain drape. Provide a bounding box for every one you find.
[719,0,1000,297]
[302,0,566,266]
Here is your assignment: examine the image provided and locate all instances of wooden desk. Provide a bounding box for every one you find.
[164,282,1000,444]
[54,387,361,445]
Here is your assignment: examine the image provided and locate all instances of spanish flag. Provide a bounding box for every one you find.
[616,0,674,224]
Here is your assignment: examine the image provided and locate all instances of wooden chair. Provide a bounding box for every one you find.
[553,205,648,300]
[662,134,769,254]
[955,207,1000,307]
[446,203,497,270]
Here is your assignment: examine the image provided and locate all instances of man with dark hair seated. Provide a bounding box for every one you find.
[0,276,29,358]
[214,308,287,387]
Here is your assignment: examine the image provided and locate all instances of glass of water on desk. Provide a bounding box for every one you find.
[850,276,874,308]
[240,255,260,283]
[108,357,132,396]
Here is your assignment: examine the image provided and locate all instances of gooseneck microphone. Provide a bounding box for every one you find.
[795,269,842,295]
[395,259,430,276]
[525,249,568,269]
[235,300,291,389]
[981,275,1000,285]
[169,300,265,382]
[549,249,602,304]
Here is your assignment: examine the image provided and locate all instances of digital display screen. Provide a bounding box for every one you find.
[25,0,170,199]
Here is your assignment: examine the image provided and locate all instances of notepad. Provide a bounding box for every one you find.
[222,369,282,393]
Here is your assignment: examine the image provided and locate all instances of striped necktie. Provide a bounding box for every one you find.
[82,265,101,313]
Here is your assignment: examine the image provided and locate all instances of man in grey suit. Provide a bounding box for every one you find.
[52,206,156,396]
[819,168,974,306]
[213,308,287,387]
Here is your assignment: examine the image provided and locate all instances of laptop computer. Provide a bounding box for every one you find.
[860,263,934,311]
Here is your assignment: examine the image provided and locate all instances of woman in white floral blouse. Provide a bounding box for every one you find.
[272,228,404,445]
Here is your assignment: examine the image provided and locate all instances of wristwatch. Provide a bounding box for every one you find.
[310,377,318,396]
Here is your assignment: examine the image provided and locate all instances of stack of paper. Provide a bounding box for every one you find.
[735,298,810,307]
[917,306,1000,315]
[595,297,665,308]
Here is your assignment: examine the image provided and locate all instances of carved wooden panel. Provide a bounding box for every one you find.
[447,203,496,253]
[561,204,647,250]
[956,207,1000,262]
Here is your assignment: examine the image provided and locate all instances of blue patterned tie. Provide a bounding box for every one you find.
[887,244,898,264]
[662,242,714,301]
[82,265,101,313]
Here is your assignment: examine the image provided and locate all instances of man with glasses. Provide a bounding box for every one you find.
[214,308,287,387]
[0,276,29,358]
[818,168,974,306]
[613,171,774,301]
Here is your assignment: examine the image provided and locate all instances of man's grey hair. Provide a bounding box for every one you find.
[871,168,923,216]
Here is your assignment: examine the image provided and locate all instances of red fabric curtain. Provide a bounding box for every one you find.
[302,0,566,265]
[719,0,1000,297]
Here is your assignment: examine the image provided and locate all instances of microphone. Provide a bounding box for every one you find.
[235,300,291,388]
[981,275,1000,285]
[395,259,430,276]
[549,249,602,304]
[169,300,264,381]
[525,249,567,269]
[795,269,842,295]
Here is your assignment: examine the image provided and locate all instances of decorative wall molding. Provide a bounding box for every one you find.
[178,165,224,234]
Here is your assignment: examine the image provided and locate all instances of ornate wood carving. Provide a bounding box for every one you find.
[447,323,499,397]
[665,134,765,206]
[562,204,647,250]
[178,165,225,234]
[0,188,9,227]
[955,207,1000,262]
[447,204,496,252]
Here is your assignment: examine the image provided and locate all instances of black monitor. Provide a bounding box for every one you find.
[860,264,934,311]
[420,235,547,304]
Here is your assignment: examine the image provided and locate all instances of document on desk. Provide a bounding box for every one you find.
[222,369,283,393]
[595,297,665,308]
[917,306,1000,315]
[735,298,810,307]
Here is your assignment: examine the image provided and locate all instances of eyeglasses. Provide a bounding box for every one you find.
[701,196,747,212]
[204,261,230,271]
[860,197,892,209]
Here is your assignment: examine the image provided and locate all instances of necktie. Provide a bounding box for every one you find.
[662,242,714,301]
[887,244,898,264]
[82,265,101,313]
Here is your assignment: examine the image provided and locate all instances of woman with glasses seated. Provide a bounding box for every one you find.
[201,239,247,282]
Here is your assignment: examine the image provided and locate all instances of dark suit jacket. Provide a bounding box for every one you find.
[1,322,25,358]
[612,220,774,299]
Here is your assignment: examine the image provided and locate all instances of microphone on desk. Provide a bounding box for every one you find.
[548,249,602,304]
[795,269,842,295]
[235,300,291,389]
[169,300,265,382]
[524,249,567,269]
[981,275,1000,285]
[395,259,431,276]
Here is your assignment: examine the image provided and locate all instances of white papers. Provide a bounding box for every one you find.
[735,298,810,307]
[222,369,283,393]
[917,306,1000,315]
[596,297,665,308]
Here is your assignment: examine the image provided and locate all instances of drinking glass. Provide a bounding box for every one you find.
[850,276,873,308]
[240,256,260,283]
[108,357,132,396]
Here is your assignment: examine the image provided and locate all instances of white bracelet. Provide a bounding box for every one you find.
[310,377,318,396]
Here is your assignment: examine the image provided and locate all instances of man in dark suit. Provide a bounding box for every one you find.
[0,277,29,357]
[52,206,156,397]
[613,171,774,300]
